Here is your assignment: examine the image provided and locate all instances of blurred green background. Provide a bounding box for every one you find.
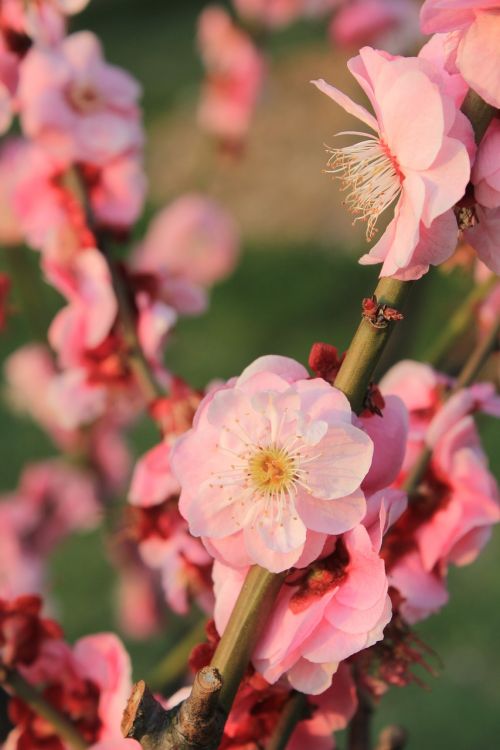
[0,2,498,748]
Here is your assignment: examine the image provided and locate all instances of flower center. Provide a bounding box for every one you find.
[67,82,103,113]
[248,445,296,495]
[326,132,403,241]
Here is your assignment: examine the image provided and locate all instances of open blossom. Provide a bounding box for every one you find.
[171,355,373,573]
[380,360,500,622]
[7,630,133,748]
[0,595,62,669]
[313,46,473,279]
[213,490,404,693]
[133,194,240,289]
[197,5,265,145]
[18,31,143,167]
[330,0,421,54]
[420,0,500,108]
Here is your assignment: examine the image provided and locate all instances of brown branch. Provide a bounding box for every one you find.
[2,669,88,750]
[375,725,408,750]
[347,683,373,750]
[122,668,225,750]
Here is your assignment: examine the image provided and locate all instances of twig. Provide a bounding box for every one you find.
[334,278,412,413]
[210,566,285,714]
[3,670,88,750]
[122,668,225,750]
[347,684,373,750]
[424,274,497,368]
[104,253,165,406]
[375,725,408,750]
[147,618,208,693]
[266,692,308,750]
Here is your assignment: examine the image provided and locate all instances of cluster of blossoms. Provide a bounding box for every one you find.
[0,0,498,749]
[0,594,140,750]
[196,0,422,148]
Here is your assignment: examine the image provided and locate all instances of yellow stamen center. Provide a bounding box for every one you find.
[248,445,296,495]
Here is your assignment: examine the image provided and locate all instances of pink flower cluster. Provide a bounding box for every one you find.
[0,460,101,601]
[380,360,500,622]
[171,354,410,691]
[0,595,139,750]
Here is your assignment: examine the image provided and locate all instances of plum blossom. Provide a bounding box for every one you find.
[18,31,143,167]
[0,460,101,601]
[133,194,240,289]
[330,0,421,54]
[213,494,402,693]
[420,0,500,108]
[129,442,213,615]
[380,360,500,622]
[171,355,374,573]
[6,630,133,748]
[197,5,265,145]
[313,46,473,279]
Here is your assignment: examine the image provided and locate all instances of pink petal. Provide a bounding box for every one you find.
[311,78,379,132]
[380,70,445,171]
[458,11,500,108]
[296,489,366,535]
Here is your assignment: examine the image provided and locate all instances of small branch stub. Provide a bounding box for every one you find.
[122,668,225,750]
[362,295,404,329]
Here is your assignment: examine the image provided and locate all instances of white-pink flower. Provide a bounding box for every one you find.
[18,31,143,167]
[313,46,473,279]
[420,1,500,108]
[171,355,373,573]
[213,515,394,693]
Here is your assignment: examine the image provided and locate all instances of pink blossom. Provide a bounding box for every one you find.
[129,441,180,508]
[18,31,143,167]
[8,631,133,747]
[197,5,265,144]
[171,355,373,573]
[380,361,500,622]
[47,248,118,368]
[420,1,500,108]
[84,153,147,232]
[213,521,392,693]
[330,0,421,54]
[472,118,500,209]
[464,205,500,274]
[359,393,409,495]
[132,500,213,615]
[313,46,473,279]
[380,359,500,475]
[133,194,240,288]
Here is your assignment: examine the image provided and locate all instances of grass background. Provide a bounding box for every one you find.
[0,2,498,748]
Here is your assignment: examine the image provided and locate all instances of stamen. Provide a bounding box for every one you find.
[325,132,403,241]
